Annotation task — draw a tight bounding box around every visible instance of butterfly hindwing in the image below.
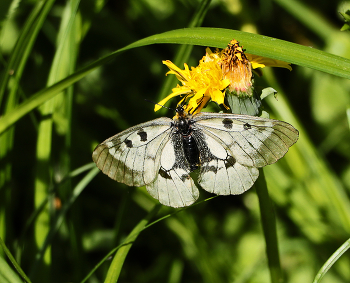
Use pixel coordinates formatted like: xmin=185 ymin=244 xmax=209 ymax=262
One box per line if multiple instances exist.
xmin=193 ymin=130 xmax=259 ymax=195
xmin=92 ymin=117 xmax=173 ymax=187
xmin=146 ymin=131 xmax=199 ymax=207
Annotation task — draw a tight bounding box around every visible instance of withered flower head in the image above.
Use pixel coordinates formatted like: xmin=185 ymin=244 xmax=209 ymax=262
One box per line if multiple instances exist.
xmin=221 ymin=39 xmax=253 ymax=97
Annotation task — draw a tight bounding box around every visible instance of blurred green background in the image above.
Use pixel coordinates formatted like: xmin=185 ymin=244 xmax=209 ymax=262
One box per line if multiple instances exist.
xmin=1 ymin=0 xmax=350 ymax=282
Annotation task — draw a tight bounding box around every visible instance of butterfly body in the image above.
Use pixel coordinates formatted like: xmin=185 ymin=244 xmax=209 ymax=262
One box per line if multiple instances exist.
xmin=93 ymin=107 xmax=299 ymax=208
xmin=173 ymin=107 xmax=200 ymax=172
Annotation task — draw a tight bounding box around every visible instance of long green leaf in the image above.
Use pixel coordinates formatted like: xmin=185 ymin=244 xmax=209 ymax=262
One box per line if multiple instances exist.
xmin=103 ymin=204 xmax=161 ymax=283
xmin=0 ymin=0 xmax=56 ymax=106
xmin=0 ymin=0 xmax=56 ymax=258
xmin=31 ymin=0 xmax=81 ymax=280
xmin=313 ymin=238 xmax=350 ymax=283
xmin=0 ymin=256 xmax=22 ymax=283
xmin=29 ymin=167 xmax=100 ymax=278
xmin=0 ymin=236 xmax=32 ymax=283
xmin=1 ymin=27 xmax=350 ymax=134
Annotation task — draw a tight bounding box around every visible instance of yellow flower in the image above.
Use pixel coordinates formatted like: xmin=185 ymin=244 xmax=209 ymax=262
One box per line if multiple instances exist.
xmin=155 ymin=55 xmax=230 ymax=114
xmin=156 ymin=39 xmax=291 ymax=114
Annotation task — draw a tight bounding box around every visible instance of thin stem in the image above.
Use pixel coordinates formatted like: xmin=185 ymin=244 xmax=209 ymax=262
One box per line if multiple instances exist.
xmin=313 ymin=238 xmax=350 ymax=283
xmin=103 ymin=204 xmax=162 ymax=283
xmin=0 ymin=236 xmax=32 ymax=283
xmin=255 ymin=169 xmax=283 ymax=283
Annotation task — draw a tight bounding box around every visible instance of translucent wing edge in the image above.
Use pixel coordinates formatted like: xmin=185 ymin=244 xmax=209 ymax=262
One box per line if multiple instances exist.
xmin=92 ymin=117 xmax=173 ymax=186
xmin=193 ymin=114 xmax=298 ymax=167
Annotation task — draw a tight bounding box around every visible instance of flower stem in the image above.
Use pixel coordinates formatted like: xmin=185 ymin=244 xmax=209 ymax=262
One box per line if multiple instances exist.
xmin=255 ymin=169 xmax=283 ymax=283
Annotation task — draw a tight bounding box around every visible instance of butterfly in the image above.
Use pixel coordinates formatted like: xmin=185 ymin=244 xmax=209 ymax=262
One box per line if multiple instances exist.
xmin=92 ymin=106 xmax=299 ymax=208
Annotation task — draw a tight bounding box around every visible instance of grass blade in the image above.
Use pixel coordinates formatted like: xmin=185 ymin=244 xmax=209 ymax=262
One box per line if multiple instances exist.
xmin=29 ymin=167 xmax=100 ymax=278
xmin=312 ymin=238 xmax=350 ymax=283
xmin=0 ymin=0 xmax=56 ymax=259
xmin=0 ymin=236 xmax=32 ymax=283
xmin=0 ymin=256 xmax=22 ymax=283
xmin=1 ymin=27 xmax=350 ymax=134
xmin=0 ymin=0 xmax=55 ymax=105
xmin=103 ymin=204 xmax=161 ymax=283
xmin=32 ymin=1 xmax=80 ymax=279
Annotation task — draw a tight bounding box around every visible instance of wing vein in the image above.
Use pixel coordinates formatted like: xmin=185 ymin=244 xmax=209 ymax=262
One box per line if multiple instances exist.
xmin=249 ymin=129 xmax=280 ymax=160
xmin=171 ymin=170 xmax=185 ymax=206
xmin=233 ymin=131 xmax=268 ymax=165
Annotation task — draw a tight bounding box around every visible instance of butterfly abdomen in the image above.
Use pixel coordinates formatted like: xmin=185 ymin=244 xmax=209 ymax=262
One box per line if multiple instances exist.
xmin=175 ymin=115 xmax=200 ymax=172
xmin=182 ymin=134 xmax=199 ymax=172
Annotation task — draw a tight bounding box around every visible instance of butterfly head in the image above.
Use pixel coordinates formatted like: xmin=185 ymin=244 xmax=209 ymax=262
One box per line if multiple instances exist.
xmin=173 ymin=106 xmax=193 ymax=135
xmin=175 ymin=105 xmax=185 ymax=115
xmin=174 ymin=105 xmax=192 ymax=119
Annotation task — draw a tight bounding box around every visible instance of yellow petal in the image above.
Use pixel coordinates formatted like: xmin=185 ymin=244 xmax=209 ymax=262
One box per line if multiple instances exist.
xmin=250 ymin=62 xmax=266 ymax=69
xmin=155 ymin=87 xmax=191 ymax=111
xmin=210 ymin=89 xmax=229 ymax=109
xmin=163 ymin=60 xmax=190 ymax=82
xmin=186 ymin=92 xmax=211 ymax=114
xmin=181 ymin=89 xmax=206 ymax=111
xmin=205 ymin=47 xmax=213 ymax=55
xmin=246 ymin=53 xmax=292 ymax=71
xmin=221 ymin=78 xmax=231 ymax=89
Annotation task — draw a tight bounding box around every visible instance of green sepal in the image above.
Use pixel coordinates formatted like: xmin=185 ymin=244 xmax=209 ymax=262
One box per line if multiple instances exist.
xmin=260 ymin=87 xmax=277 ymax=100
xmin=226 ymin=89 xmax=262 ymax=116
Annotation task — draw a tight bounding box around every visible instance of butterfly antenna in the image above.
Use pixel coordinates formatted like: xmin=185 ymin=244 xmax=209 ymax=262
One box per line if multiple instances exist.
xmin=144 ymin=99 xmax=174 ymax=111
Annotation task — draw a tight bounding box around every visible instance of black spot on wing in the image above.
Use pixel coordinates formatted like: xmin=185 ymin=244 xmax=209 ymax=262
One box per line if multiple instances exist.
xmin=222 ymin=118 xmax=233 ymax=129
xmin=124 ymin=139 xmax=133 ymax=148
xmin=137 ymin=130 xmax=147 ymax=142
xmin=159 ymin=167 xmax=172 ymax=179
xmin=224 ymin=156 xmax=236 ymax=168
xmin=243 ymin=123 xmax=251 ymax=130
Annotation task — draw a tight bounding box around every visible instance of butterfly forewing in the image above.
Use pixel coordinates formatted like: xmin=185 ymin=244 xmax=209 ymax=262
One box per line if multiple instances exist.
xmin=190 ymin=112 xmax=298 ymax=196
xmin=92 ymin=117 xmax=172 ymax=187
xmin=193 ymin=112 xmax=299 ymax=168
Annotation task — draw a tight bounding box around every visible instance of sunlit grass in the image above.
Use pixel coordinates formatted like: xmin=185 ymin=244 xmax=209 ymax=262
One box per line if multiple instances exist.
xmin=1 ymin=0 xmax=350 ymax=282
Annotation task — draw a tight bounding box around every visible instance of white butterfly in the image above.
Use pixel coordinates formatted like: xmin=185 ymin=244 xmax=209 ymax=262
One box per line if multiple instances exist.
xmin=92 ymin=107 xmax=298 ymax=208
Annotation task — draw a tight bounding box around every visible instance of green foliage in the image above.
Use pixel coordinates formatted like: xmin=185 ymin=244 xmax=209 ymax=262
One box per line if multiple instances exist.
xmin=0 ymin=0 xmax=350 ymax=282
